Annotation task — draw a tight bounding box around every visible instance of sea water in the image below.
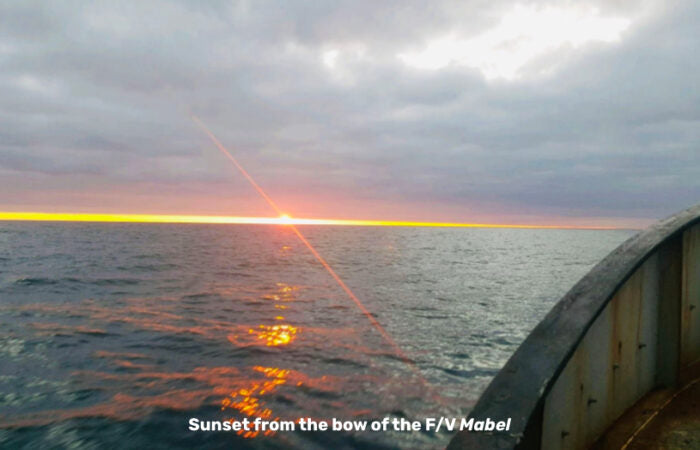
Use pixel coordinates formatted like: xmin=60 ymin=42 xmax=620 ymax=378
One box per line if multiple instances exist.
xmin=0 ymin=223 xmax=634 ymax=449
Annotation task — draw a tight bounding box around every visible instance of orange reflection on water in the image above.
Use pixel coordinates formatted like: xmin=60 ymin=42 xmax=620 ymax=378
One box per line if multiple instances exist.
xmin=227 ymin=281 xmax=302 ymax=347
xmin=221 ymin=366 xmax=291 ymax=438
xmin=228 ymin=323 xmax=299 ymax=347
xmin=28 ymin=322 xmax=108 ymax=337
xmin=262 ymin=282 xmax=298 ymax=303
xmin=220 ymin=280 xmax=304 ymax=438
xmin=256 ymin=324 xmax=298 ymax=346
xmin=1 ymin=279 xmax=348 ymax=439
xmin=11 ymin=298 xmax=237 ymax=340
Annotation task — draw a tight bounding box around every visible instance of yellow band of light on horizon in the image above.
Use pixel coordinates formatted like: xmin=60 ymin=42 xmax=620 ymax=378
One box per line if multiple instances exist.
xmin=0 ymin=211 xmax=621 ymax=230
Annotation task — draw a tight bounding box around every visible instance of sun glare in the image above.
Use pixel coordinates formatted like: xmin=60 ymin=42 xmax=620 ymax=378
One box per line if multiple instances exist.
xmin=398 ymin=5 xmax=632 ymax=80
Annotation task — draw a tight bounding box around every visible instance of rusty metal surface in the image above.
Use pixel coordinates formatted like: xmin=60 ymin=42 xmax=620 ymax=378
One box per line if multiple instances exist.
xmin=623 ymin=379 xmax=700 ymax=450
xmin=541 ymin=258 xmax=661 ymax=449
xmin=682 ymin=226 xmax=700 ymax=368
xmin=447 ymin=204 xmax=700 ymax=450
xmin=593 ymin=361 xmax=700 ymax=450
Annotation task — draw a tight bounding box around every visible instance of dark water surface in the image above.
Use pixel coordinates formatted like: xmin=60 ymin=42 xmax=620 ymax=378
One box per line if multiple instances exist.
xmin=0 ymin=223 xmax=634 ymax=449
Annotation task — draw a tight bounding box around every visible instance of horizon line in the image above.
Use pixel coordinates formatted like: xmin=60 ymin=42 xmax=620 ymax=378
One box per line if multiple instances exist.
xmin=0 ymin=211 xmax=629 ymax=230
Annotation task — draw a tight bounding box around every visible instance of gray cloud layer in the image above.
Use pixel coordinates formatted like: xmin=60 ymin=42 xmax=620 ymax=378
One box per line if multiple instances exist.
xmin=1 ymin=0 xmax=698 ymax=224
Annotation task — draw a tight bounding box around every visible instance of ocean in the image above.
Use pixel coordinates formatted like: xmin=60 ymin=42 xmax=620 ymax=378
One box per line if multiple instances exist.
xmin=0 ymin=222 xmax=634 ymax=449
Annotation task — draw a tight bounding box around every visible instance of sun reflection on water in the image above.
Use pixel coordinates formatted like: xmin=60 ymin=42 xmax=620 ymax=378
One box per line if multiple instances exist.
xmin=221 ymin=366 xmax=292 ymax=438
xmin=258 ymin=324 xmax=298 ymax=346
xmin=0 ymin=269 xmax=348 ymax=440
xmin=220 ymin=280 xmax=304 ymax=437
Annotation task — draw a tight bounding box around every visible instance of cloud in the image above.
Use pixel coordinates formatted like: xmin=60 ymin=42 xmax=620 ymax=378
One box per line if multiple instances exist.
xmin=397 ymin=4 xmax=633 ymax=79
xmin=0 ymin=0 xmax=697 ymax=224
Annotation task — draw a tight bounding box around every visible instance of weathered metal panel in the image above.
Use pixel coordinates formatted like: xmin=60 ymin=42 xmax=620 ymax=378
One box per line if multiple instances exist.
xmin=636 ymin=253 xmax=659 ymax=398
xmin=610 ymin=269 xmax=643 ymax=419
xmin=681 ymin=224 xmax=700 ymax=367
xmin=542 ymin=256 xmax=662 ymax=450
xmin=582 ymin=304 xmax=613 ymax=445
xmin=541 ymin=310 xmax=613 ymax=450
xmin=542 ymin=343 xmax=580 ymax=450
xmin=655 ymin=237 xmax=682 ymax=387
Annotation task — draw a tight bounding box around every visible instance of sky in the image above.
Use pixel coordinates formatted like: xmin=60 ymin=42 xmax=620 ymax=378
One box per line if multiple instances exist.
xmin=0 ymin=0 xmax=698 ymax=227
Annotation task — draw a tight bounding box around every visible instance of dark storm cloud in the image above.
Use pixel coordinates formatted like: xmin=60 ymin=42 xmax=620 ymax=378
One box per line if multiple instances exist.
xmin=0 ymin=0 xmax=697 ymax=221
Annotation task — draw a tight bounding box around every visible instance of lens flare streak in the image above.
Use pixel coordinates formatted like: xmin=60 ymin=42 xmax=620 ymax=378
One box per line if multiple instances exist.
xmin=191 ymin=116 xmax=417 ymax=368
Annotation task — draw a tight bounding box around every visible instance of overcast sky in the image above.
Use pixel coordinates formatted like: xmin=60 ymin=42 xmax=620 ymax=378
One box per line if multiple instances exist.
xmin=1 ymin=1 xmax=698 ymax=226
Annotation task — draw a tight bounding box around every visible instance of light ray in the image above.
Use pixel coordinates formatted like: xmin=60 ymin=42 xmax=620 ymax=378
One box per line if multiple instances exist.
xmin=288 ymin=224 xmax=412 ymax=363
xmin=191 ymin=116 xmax=422 ymax=373
xmin=192 ymin=116 xmax=284 ymax=216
